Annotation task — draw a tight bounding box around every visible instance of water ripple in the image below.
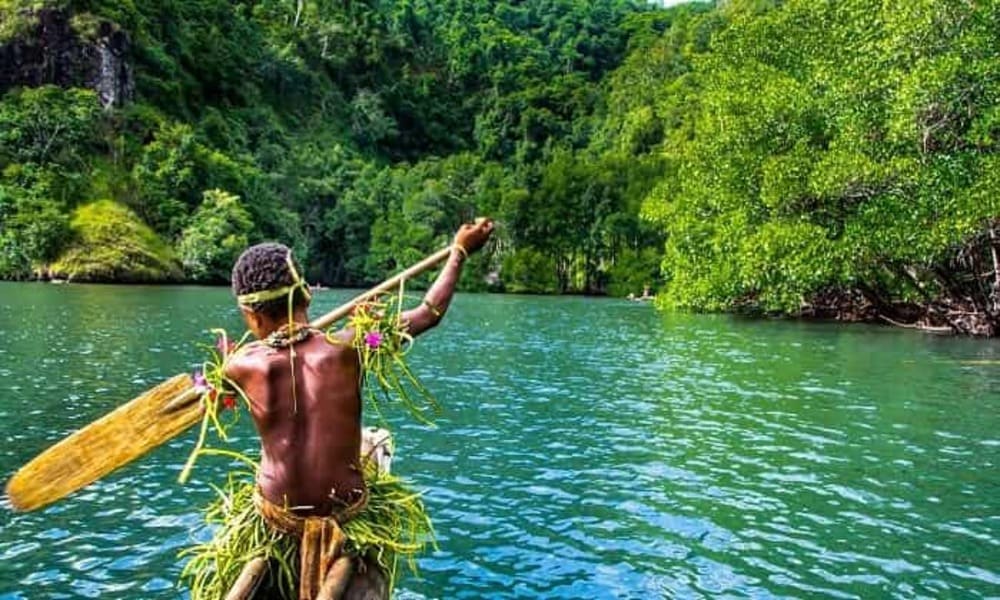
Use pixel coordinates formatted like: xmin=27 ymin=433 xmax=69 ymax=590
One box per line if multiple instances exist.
xmin=0 ymin=287 xmax=998 ymax=598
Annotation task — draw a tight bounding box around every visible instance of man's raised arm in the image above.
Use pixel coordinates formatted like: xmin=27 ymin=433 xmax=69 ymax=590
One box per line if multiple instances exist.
xmin=402 ymin=218 xmax=493 ymax=337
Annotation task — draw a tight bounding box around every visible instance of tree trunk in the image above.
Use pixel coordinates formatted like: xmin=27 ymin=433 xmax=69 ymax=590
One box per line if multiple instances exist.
xmin=989 ymin=223 xmax=1000 ymax=314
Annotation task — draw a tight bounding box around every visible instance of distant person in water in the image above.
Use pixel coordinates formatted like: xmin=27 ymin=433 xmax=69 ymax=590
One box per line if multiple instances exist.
xmin=188 ymin=219 xmax=493 ymax=599
xmin=628 ymin=285 xmax=654 ymax=302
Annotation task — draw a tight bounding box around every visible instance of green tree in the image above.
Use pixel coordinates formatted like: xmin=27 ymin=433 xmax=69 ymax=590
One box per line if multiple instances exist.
xmin=178 ymin=189 xmax=254 ymax=282
xmin=0 ymin=86 xmax=100 ymax=166
xmin=501 ymin=248 xmax=559 ymax=294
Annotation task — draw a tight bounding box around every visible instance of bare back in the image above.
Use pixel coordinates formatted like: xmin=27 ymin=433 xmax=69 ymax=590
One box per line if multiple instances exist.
xmin=226 ymin=331 xmax=364 ymax=516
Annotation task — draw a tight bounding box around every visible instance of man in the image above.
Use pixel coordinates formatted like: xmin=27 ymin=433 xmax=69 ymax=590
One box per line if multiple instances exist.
xmin=191 ymin=219 xmax=492 ymax=599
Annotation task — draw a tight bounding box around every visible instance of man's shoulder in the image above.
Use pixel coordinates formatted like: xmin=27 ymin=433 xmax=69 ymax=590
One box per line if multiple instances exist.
xmin=227 ymin=335 xmax=355 ymax=372
xmin=225 ymin=343 xmax=280 ymax=378
xmin=304 ymin=333 xmax=357 ymax=364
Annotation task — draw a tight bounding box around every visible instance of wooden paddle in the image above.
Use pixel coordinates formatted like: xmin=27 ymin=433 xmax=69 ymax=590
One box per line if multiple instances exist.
xmin=5 ymin=245 xmax=456 ymax=512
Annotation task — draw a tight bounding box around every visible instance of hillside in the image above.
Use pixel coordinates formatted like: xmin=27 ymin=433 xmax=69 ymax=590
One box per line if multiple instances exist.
xmin=0 ymin=0 xmax=670 ymax=293
xmin=1 ymin=0 xmax=998 ymax=335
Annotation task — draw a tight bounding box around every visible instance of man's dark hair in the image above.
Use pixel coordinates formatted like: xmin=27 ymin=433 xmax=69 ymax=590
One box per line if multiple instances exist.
xmin=231 ymin=242 xmax=309 ymax=318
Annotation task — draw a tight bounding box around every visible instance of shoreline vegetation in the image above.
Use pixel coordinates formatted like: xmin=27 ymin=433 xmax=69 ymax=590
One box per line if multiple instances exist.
xmin=0 ymin=1 xmax=997 ymax=336
xmin=3 ymin=276 xmax=982 ymax=338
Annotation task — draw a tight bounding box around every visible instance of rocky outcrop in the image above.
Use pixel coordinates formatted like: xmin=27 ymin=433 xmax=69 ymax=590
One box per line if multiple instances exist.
xmin=0 ymin=8 xmax=133 ymax=108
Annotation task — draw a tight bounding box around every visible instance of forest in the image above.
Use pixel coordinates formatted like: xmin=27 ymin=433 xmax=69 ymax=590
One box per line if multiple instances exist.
xmin=1 ymin=0 xmax=998 ymax=334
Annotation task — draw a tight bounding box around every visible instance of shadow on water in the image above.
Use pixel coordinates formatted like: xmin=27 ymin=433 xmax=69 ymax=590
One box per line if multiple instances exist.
xmin=1 ymin=284 xmax=998 ymax=598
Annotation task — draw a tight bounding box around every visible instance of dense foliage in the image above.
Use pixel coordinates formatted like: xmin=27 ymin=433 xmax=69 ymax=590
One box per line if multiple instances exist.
xmin=1 ymin=0 xmax=998 ymax=333
xmin=0 ymin=0 xmax=668 ymax=295
xmin=635 ymin=0 xmax=1000 ymax=334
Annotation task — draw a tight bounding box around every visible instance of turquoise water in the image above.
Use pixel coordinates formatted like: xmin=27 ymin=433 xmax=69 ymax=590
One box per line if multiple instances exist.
xmin=0 ymin=282 xmax=998 ymax=598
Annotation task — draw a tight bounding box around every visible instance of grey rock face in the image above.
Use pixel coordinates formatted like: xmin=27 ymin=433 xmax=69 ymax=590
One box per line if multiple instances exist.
xmin=0 ymin=8 xmax=133 ymax=109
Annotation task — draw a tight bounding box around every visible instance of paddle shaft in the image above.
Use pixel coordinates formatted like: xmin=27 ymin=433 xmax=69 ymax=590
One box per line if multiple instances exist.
xmin=310 ymin=245 xmax=454 ymax=330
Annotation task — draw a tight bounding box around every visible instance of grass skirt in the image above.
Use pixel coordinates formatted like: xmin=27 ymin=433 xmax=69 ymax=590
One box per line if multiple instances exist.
xmin=180 ymin=463 xmax=433 ymax=599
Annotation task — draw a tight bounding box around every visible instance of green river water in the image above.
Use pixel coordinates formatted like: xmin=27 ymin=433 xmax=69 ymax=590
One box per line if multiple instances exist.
xmin=0 ymin=282 xmax=998 ymax=599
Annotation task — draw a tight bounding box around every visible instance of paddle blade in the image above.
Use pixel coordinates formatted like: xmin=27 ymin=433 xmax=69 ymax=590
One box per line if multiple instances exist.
xmin=5 ymin=373 xmax=203 ymax=512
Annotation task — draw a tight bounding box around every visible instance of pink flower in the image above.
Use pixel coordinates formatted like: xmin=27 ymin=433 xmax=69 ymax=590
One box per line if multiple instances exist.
xmin=364 ymin=331 xmax=383 ymax=349
xmin=216 ymin=336 xmax=236 ymax=355
xmin=192 ymin=370 xmax=210 ymax=393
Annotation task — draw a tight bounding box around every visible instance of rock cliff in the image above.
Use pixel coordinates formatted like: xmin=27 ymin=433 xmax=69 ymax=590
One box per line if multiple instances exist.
xmin=0 ymin=8 xmax=132 ymax=108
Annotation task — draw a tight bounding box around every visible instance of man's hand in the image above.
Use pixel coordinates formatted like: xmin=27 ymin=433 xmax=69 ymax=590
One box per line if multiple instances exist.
xmin=402 ymin=217 xmax=494 ymax=337
xmin=454 ymin=218 xmax=494 ymax=255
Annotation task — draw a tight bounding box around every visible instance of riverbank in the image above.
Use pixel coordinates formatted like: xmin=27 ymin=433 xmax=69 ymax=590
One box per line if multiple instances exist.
xmin=799 ymin=287 xmax=998 ymax=338
xmin=6 ymin=276 xmax=998 ymax=338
